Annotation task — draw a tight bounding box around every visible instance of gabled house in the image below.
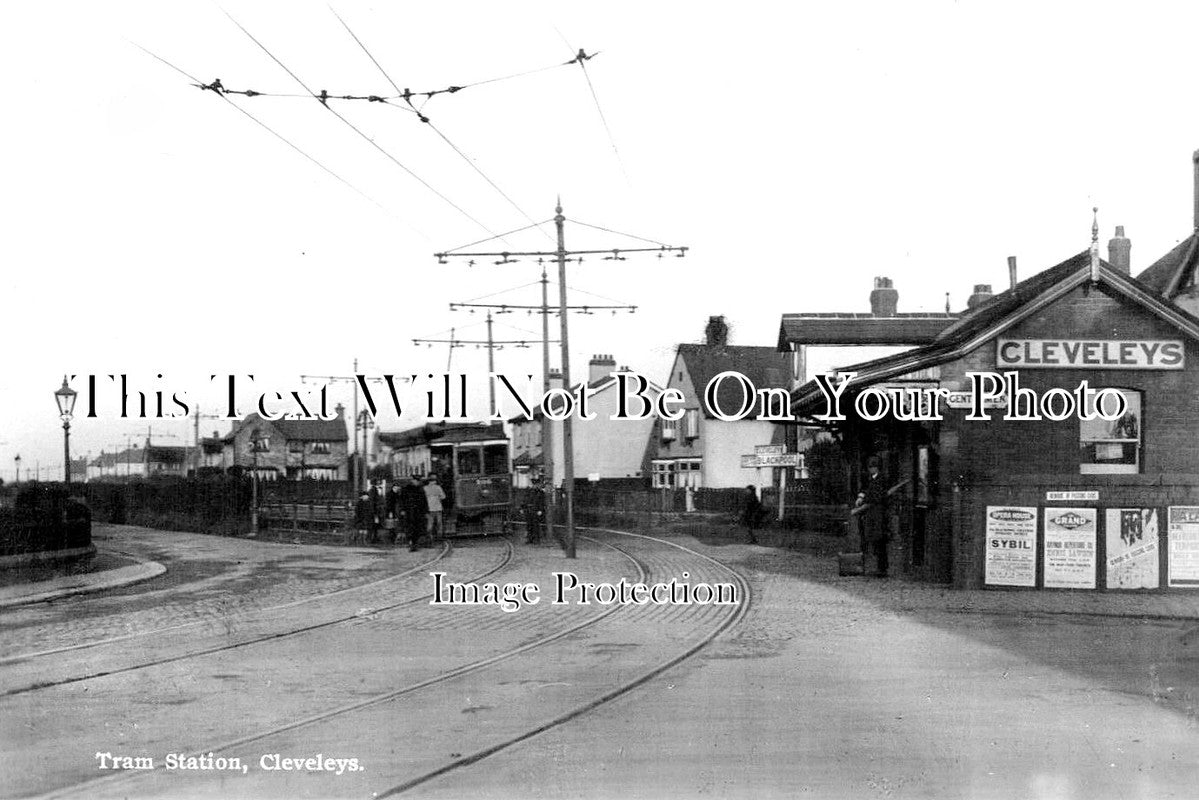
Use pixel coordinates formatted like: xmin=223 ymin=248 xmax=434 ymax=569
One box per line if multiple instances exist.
xmin=651 ymin=317 xmax=791 ymax=489
xmin=508 ymin=355 xmax=663 ymax=488
xmin=223 ymin=406 xmax=349 ymax=480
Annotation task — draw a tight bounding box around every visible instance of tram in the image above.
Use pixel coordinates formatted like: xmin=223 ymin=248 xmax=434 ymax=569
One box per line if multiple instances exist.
xmin=378 ymin=422 xmax=513 ymax=536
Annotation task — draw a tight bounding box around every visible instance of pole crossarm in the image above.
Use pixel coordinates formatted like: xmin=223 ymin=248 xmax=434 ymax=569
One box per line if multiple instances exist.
xmin=411 ymin=338 xmax=556 ymax=345
xmin=450 ymin=302 xmax=635 ymax=312
xmin=435 ymin=245 xmax=687 ymax=263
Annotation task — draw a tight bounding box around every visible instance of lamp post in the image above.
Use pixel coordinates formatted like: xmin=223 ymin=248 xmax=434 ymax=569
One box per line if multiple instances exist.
xmin=13 ymin=454 xmax=20 ymax=485
xmin=54 ymin=376 xmax=77 ymax=486
xmin=248 ymin=428 xmax=264 ymax=536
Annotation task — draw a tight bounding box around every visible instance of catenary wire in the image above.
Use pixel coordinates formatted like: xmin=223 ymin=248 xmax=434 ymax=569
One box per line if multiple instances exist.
xmin=222 ymin=8 xmax=499 ymax=239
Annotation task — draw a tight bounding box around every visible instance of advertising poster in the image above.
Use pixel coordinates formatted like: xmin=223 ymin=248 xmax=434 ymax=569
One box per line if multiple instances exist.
xmin=985 ymin=506 xmax=1037 ymax=587
xmin=1043 ymin=508 xmax=1097 ymax=589
xmin=1105 ymin=509 xmax=1160 ymax=589
xmin=1168 ymin=507 xmax=1199 ymax=588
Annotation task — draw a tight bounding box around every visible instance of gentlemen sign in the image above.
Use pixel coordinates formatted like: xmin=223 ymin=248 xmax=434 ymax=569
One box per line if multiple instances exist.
xmin=996 ymin=339 xmax=1184 ymax=369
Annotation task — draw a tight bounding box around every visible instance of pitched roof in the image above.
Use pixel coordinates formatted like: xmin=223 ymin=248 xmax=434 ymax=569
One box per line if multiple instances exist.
xmin=146 ymin=445 xmax=187 ymax=464
xmin=790 ymin=251 xmax=1199 ymax=416
xmin=225 ymin=413 xmax=348 ymax=443
xmin=676 ymin=343 xmax=790 ymax=419
xmin=777 ymin=312 xmax=959 ymax=348
xmin=1136 ymin=233 xmax=1199 ymax=297
xmin=378 ymin=421 xmax=507 ymax=450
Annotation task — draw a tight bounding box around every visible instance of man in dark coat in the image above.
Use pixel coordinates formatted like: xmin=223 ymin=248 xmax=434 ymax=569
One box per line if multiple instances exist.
xmin=741 ymin=485 xmax=764 ymax=544
xmin=525 ymin=480 xmax=547 ymax=545
xmin=400 ymin=478 xmax=428 ymax=551
xmin=385 ymin=484 xmax=402 ymax=545
xmin=353 ymin=491 xmax=373 ymax=546
xmin=856 ymin=456 xmax=890 ymax=576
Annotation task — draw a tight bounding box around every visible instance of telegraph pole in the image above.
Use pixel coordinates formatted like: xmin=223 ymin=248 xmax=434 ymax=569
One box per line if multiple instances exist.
xmin=435 ymin=201 xmax=687 ymax=558
xmin=448 ymin=286 xmax=630 ymax=502
xmin=301 ymin=361 xmax=396 ymax=492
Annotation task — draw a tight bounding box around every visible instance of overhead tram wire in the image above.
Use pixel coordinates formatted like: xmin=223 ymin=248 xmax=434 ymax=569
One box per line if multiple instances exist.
xmin=130 ymin=42 xmax=414 ymax=234
xmin=327 ymin=6 xmax=553 ymax=241
xmin=222 ymin=8 xmax=500 ymax=241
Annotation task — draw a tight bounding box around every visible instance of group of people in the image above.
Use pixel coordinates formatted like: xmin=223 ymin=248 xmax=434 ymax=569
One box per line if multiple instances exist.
xmin=355 ymin=476 xmax=446 ymax=552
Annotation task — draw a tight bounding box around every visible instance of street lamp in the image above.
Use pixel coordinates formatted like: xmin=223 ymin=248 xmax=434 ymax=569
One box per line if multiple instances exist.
xmin=54 ymin=376 xmax=77 ymax=486
xmin=13 ymin=453 xmax=20 ymax=484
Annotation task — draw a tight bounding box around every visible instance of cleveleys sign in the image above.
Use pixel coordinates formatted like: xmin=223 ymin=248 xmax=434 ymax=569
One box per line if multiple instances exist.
xmin=996 ymin=339 xmax=1184 ymax=370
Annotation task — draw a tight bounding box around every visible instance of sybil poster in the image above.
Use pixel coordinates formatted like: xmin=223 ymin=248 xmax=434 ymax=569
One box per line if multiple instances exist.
xmin=1105 ymin=508 xmax=1160 ymax=590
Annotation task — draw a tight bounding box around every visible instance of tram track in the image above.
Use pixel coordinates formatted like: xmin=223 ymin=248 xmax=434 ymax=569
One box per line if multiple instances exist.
xmin=32 ymin=533 xmax=644 ymax=800
xmin=27 ymin=527 xmax=749 ymax=800
xmin=0 ymin=541 xmax=454 ymax=667
xmin=0 ymin=540 xmax=514 ymax=699
xmin=379 ymin=525 xmax=751 ymax=797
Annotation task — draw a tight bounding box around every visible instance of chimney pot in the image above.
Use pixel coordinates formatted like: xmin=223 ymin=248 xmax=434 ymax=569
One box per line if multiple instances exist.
xmin=967 ymin=284 xmax=994 ymax=310
xmin=1007 ymin=256 xmax=1018 ymax=290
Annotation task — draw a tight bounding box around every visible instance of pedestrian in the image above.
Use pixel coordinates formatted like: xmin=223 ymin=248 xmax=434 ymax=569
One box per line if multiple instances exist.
xmin=424 ymin=476 xmax=447 ymax=542
xmin=401 ymin=477 xmax=428 ymax=551
xmin=353 ymin=491 xmax=373 ymax=546
xmin=384 ymin=483 xmax=402 ymax=545
xmin=855 ymin=456 xmax=890 ymax=577
xmin=367 ymin=482 xmax=382 ymax=544
xmin=741 ymin=484 xmax=764 ymax=544
xmin=525 ymin=481 xmax=546 ymax=544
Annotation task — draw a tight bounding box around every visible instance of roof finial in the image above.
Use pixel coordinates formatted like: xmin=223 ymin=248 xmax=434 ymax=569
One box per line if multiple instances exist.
xmin=1090 ymin=207 xmax=1101 ymax=282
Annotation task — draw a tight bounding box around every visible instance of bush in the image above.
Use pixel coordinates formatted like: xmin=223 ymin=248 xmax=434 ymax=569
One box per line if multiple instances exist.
xmin=0 ymin=484 xmax=92 ymax=556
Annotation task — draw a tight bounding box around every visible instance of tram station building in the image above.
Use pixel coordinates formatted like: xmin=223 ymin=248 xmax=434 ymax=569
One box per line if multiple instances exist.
xmin=786 ymin=226 xmax=1199 ymax=591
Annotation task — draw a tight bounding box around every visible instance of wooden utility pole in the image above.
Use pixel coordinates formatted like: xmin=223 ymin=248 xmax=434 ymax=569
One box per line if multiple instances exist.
xmin=435 ymin=201 xmax=687 ymax=558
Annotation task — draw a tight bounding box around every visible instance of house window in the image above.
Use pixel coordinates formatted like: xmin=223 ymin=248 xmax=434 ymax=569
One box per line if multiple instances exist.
xmin=661 ymin=418 xmax=678 ymax=443
xmin=652 ymin=460 xmax=674 ymax=489
xmin=683 ymin=409 xmax=700 ymax=440
xmin=1080 ymin=389 xmax=1141 ymax=474
xmin=250 ymin=436 xmax=270 ymax=453
xmin=311 ymin=442 xmax=331 ymax=455
xmin=288 ymin=441 xmax=304 ymax=454
xmin=677 ymin=459 xmax=702 ymax=488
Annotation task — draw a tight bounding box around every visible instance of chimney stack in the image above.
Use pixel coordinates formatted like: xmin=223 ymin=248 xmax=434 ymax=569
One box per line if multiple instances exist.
xmin=869 ymin=277 xmax=898 ymax=316
xmin=1007 ymin=256 xmax=1018 ymax=290
xmin=334 ymin=403 xmax=345 ymax=419
xmin=967 ymin=284 xmax=994 ymax=310
xmin=1107 ymin=226 xmax=1131 ymax=274
xmin=704 ymin=316 xmax=729 ymax=347
xmin=588 ymin=354 xmax=616 ymax=384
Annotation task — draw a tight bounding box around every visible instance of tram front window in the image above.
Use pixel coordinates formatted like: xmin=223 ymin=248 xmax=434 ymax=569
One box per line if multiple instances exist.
xmin=484 ymin=444 xmax=508 ymax=476
xmin=457 ymin=446 xmax=482 ymax=476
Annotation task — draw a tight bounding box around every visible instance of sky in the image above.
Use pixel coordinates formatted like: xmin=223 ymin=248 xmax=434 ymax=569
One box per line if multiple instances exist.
xmin=4 ymin=0 xmax=1199 ymax=480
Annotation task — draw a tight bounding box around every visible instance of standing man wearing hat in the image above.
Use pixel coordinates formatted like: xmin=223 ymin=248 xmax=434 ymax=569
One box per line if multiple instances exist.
xmin=401 ymin=477 xmax=428 ymax=551
xmin=424 ymin=476 xmax=447 ymax=543
xmin=855 ymin=456 xmax=890 ymax=577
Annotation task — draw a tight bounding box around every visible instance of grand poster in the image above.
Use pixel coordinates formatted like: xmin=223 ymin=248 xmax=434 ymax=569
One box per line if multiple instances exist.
xmin=1105 ymin=509 xmax=1160 ymax=589
xmin=985 ymin=506 xmax=1037 ymax=587
xmin=1043 ymin=508 xmax=1097 ymax=589
xmin=1167 ymin=507 xmax=1199 ymax=588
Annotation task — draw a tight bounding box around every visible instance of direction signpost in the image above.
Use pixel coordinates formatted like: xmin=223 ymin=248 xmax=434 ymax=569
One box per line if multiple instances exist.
xmin=741 ymin=445 xmax=806 ymax=520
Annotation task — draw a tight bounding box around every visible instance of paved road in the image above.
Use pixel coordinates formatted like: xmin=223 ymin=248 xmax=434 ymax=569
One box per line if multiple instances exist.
xmin=3 ymin=525 xmax=1197 ymax=799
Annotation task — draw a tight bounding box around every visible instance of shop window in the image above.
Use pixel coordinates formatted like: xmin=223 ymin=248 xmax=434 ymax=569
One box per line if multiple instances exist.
xmin=1080 ymin=389 xmax=1141 ymax=474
